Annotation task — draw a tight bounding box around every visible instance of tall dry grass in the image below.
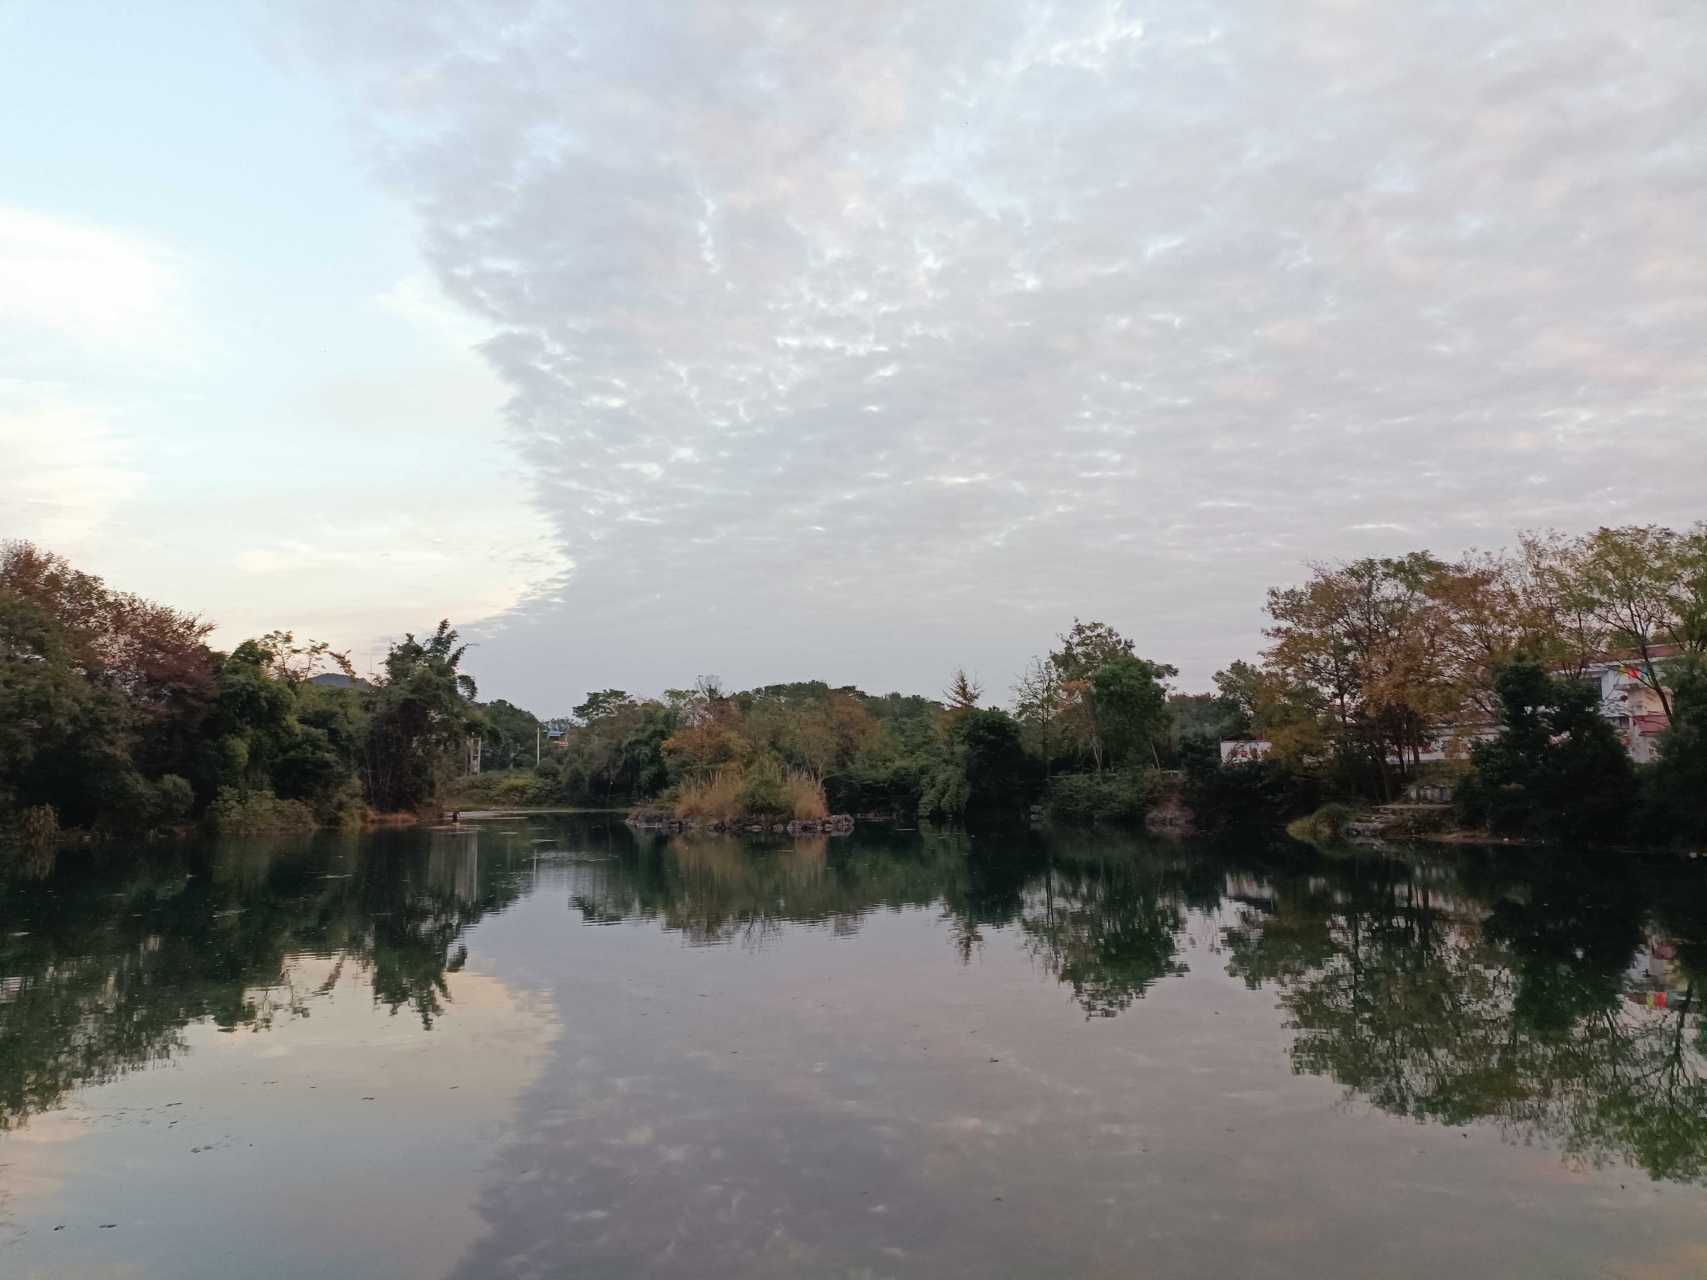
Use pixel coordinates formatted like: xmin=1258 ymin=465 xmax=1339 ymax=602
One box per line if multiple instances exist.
xmin=671 ymin=763 xmax=828 ymax=821
xmin=672 ymin=768 xmax=747 ymax=820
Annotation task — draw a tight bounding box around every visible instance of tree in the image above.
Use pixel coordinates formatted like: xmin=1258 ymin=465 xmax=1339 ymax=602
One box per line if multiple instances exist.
xmin=1644 ymin=658 xmax=1707 ymax=845
xmin=574 ymin=689 xmax=634 ymax=723
xmin=363 ymin=622 xmax=480 ymax=812
xmin=1166 ymin=691 xmax=1246 ymax=748
xmin=1013 ymin=656 xmax=1064 ymax=777
xmin=920 ymin=707 xmax=1030 ymax=821
xmin=944 ymin=668 xmax=983 ymax=715
xmin=476 ymin=699 xmax=543 ymax=771
xmin=1455 ymin=660 xmax=1634 ymax=841
xmin=1569 ymin=526 xmax=1690 ymax=720
xmin=0 ymin=593 xmax=98 ymax=819
xmin=1049 ymin=619 xmax=1151 ymax=772
xmin=1264 ymin=554 xmax=1464 ymax=795
xmin=1090 ymin=655 xmax=1171 ymax=769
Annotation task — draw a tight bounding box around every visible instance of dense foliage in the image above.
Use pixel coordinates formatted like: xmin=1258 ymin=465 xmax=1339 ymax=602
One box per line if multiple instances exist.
xmin=1229 ymin=525 xmax=1706 ymax=796
xmin=6 ymin=520 xmax=1706 ymax=845
xmin=1 ymin=542 xmax=483 ymax=835
xmin=1455 ymin=661 xmax=1634 ymax=841
xmin=1214 ymin=523 xmax=1706 ymax=841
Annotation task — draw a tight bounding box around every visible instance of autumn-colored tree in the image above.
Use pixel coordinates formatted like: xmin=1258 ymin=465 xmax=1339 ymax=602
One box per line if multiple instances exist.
xmin=1213 ymin=660 xmax=1329 ymax=765
xmin=944 ymin=668 xmax=983 ymax=715
xmin=1264 ymin=554 xmax=1461 ymax=791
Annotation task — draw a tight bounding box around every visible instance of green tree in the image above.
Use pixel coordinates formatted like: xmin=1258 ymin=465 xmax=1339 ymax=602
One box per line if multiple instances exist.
xmin=363 ymin=622 xmax=480 ymax=812
xmin=476 ymin=698 xmax=544 ymax=771
xmin=920 ymin=708 xmax=1030 ymax=821
xmin=1644 ymin=658 xmax=1707 ymax=845
xmin=1091 ymin=655 xmax=1172 ymax=769
xmin=1456 ymin=659 xmax=1634 ymax=841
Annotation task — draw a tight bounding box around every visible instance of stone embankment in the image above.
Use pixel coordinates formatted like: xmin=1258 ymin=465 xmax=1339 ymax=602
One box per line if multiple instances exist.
xmin=627 ymin=812 xmax=855 ymax=835
xmin=1346 ymin=802 xmax=1455 ymax=841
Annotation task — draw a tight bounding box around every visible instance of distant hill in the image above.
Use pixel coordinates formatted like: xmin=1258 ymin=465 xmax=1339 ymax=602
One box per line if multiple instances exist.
xmin=308 ymin=672 xmax=375 ymax=690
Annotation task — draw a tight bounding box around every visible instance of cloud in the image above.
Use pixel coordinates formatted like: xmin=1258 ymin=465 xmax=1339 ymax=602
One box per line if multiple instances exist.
xmin=289 ymin=0 xmax=1707 ymax=701
xmin=0 ymin=389 xmax=144 ymax=555
xmin=0 ymin=207 xmax=190 ymax=373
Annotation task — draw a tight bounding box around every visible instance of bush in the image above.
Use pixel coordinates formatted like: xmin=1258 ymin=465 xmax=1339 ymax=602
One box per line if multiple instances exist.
xmin=829 ymin=758 xmax=926 ymax=818
xmin=100 ymin=770 xmax=197 ymax=836
xmin=1047 ymin=770 xmax=1151 ymax=822
xmin=206 ymin=787 xmax=316 ymax=835
xmin=153 ymin=774 xmax=195 ymax=825
xmin=917 ymin=762 xmax=971 ymax=821
xmin=1179 ymin=739 xmax=1322 ymax=828
xmin=449 ymin=769 xmax=556 ymax=808
xmin=1286 ymin=802 xmax=1356 ymax=845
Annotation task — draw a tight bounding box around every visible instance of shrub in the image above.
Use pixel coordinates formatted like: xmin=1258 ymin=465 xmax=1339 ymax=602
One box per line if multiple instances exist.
xmin=1047 ymin=770 xmax=1150 ymax=822
xmin=1286 ymin=802 xmax=1356 ymax=845
xmin=917 ymin=763 xmax=971 ymax=821
xmin=448 ymin=769 xmax=555 ymax=809
xmin=153 ymin=774 xmax=195 ymax=825
xmin=1178 ymin=738 xmax=1322 ymax=829
xmin=206 ymin=787 xmax=316 ymax=835
xmin=100 ymin=770 xmax=197 ymax=836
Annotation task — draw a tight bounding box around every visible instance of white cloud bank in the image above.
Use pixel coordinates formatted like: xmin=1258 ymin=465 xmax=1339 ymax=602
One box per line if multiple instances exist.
xmin=26 ymin=1 xmax=1705 ymax=709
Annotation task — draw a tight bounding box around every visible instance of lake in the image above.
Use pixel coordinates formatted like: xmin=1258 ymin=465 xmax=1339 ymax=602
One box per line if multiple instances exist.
xmin=2 ymin=816 xmax=1704 ymax=1278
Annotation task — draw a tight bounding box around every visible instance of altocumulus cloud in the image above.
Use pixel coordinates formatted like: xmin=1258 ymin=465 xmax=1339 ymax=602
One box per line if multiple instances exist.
xmin=290 ymin=0 xmax=1707 ymax=704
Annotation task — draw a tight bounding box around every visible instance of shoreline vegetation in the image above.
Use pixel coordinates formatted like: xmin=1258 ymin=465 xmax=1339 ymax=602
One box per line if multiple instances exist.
xmin=4 ymin=521 xmax=1707 ymax=858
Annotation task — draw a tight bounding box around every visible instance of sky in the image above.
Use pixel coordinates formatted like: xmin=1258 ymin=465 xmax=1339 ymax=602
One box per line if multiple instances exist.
xmin=4 ymin=1 xmax=1705 ymax=712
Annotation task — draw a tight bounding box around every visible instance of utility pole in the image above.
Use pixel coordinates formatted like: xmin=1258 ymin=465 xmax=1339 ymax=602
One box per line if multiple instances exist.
xmin=536 ymin=725 xmax=541 ymax=766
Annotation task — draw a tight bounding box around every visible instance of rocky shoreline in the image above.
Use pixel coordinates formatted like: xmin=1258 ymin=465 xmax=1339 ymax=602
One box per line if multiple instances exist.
xmin=627 ymin=812 xmax=856 ymax=835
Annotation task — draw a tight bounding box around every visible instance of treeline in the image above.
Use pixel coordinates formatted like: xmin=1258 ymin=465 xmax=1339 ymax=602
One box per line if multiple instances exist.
xmin=433 ymin=522 xmax=1707 ymax=845
xmin=7 ymin=520 xmax=1705 ymax=846
xmin=1 ymin=541 xmax=483 ymax=838
xmin=458 ymin=618 xmax=1193 ymax=825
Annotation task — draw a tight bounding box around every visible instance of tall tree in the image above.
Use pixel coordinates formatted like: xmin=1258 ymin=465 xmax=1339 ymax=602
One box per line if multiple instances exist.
xmin=1013 ymin=656 xmax=1064 ymax=778
xmin=363 ymin=622 xmax=480 ymax=812
xmin=1090 ymin=655 xmax=1172 ymax=769
xmin=943 ymin=668 xmax=983 ymax=715
xmin=1570 ymin=525 xmax=1688 ymax=719
xmin=1049 ymin=619 xmax=1141 ymax=772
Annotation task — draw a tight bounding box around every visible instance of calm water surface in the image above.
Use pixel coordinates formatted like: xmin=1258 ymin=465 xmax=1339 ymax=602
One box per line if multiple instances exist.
xmin=2 ymin=817 xmax=1705 ymax=1278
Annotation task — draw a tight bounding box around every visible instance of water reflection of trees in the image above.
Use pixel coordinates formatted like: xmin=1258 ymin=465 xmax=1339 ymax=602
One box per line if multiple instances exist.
xmin=575 ymin=826 xmax=1203 ymax=1018
xmin=1223 ymin=850 xmax=1707 ymax=1183
xmin=573 ymin=823 xmax=1707 ymax=1180
xmin=1016 ymin=855 xmax=1186 ymax=1018
xmin=570 ymin=827 xmax=966 ymax=946
xmin=10 ymin=818 xmax=1705 ymax=1183
xmin=0 ymin=830 xmax=523 ymax=1130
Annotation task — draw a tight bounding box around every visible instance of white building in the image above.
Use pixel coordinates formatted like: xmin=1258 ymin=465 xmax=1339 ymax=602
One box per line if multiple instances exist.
xmin=1581 ymin=652 xmax=1678 ymax=765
